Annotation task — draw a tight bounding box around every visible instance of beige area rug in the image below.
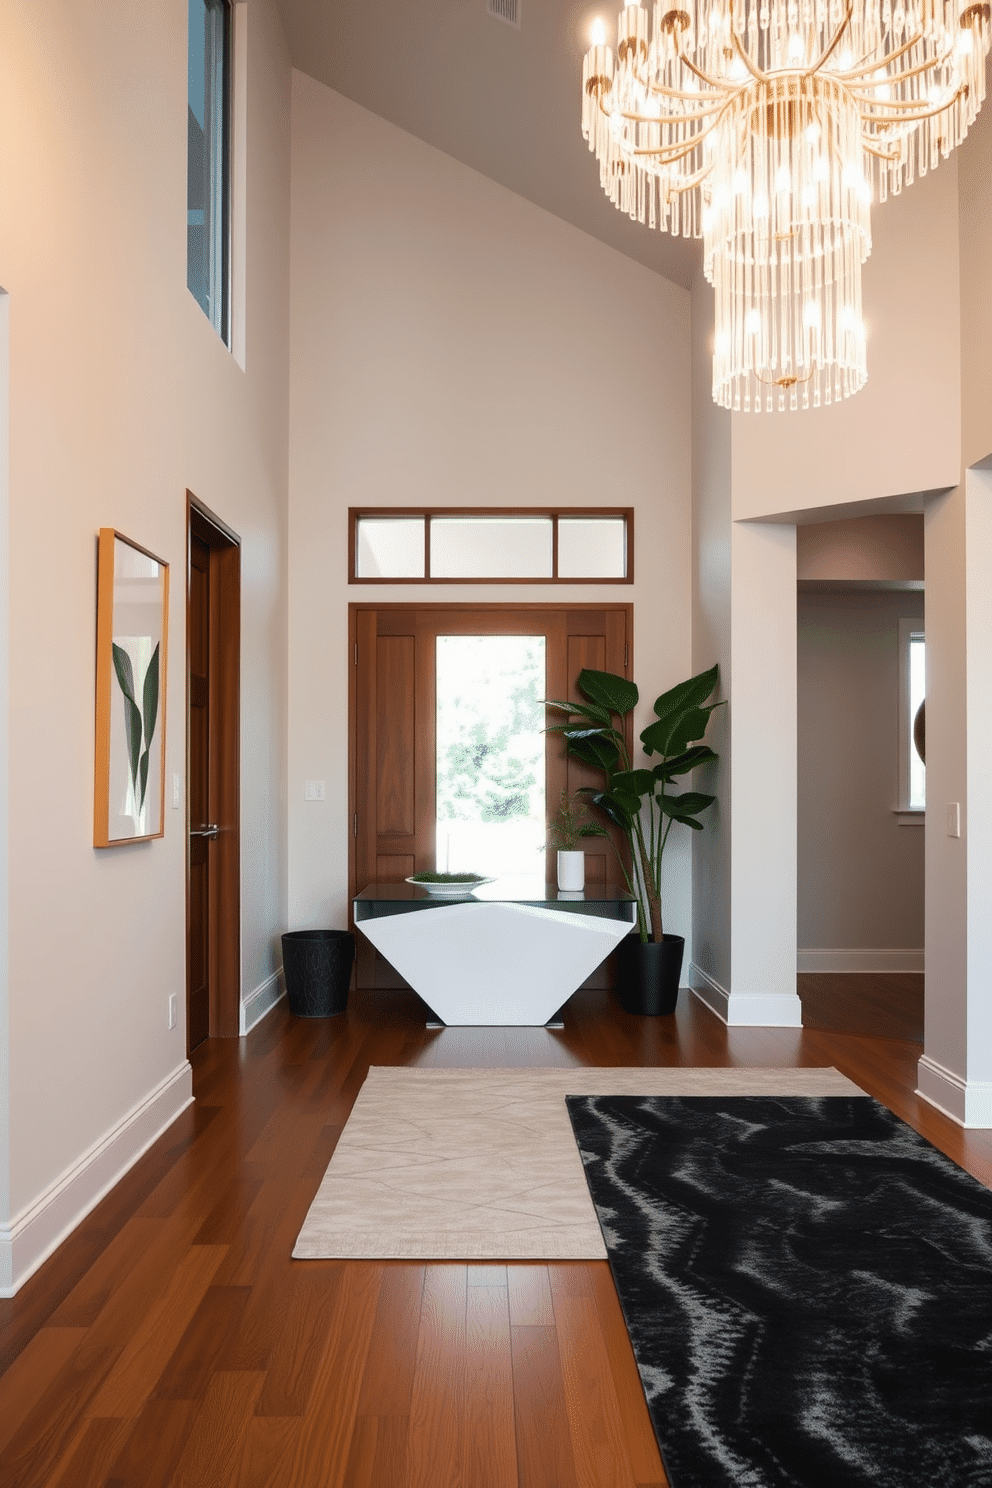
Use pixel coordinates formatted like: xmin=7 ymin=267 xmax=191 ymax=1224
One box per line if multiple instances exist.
xmin=293 ymin=1065 xmax=863 ymax=1261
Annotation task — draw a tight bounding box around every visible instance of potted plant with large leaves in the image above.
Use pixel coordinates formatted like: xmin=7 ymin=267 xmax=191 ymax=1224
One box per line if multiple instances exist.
xmin=545 ymin=664 xmax=724 ymax=1015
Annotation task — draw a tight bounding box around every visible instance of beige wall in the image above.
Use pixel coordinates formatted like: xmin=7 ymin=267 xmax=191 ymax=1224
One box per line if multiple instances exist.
xmin=287 ymin=75 xmax=694 ymax=950
xmin=0 ymin=0 xmax=291 ymax=1290
xmin=690 ymin=152 xmax=959 ymax=1023
xmin=797 ymin=516 xmax=924 ymax=583
xmin=959 ymin=79 xmax=992 ymax=471
xmin=730 ymin=164 xmax=961 ymax=523
xmin=916 ymin=91 xmax=992 ymax=1125
xmin=797 ymin=589 xmax=925 ymax=958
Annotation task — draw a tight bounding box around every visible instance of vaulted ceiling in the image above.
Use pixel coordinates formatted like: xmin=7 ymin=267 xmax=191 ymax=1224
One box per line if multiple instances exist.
xmin=271 ymin=0 xmax=701 ymax=289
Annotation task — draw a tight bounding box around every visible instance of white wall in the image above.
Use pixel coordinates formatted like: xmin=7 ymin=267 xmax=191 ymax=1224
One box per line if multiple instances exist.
xmin=287 ymin=76 xmax=694 ymax=947
xmin=690 ymin=274 xmax=732 ymax=993
xmin=0 ymin=0 xmax=291 ymax=1292
xmin=797 ymin=589 xmax=925 ymax=962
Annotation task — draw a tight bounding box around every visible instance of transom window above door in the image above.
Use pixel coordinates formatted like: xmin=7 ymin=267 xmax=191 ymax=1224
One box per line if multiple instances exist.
xmin=350 ymin=508 xmax=632 ymax=583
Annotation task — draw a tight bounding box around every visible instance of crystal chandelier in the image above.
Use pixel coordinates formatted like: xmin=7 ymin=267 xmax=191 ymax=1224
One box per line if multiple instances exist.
xmin=582 ymin=0 xmax=991 ymax=410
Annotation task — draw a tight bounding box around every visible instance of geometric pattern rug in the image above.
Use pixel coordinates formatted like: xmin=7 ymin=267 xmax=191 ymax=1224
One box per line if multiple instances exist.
xmin=292 ymin=1065 xmax=861 ymax=1260
xmin=566 ymin=1094 xmax=992 ymax=1488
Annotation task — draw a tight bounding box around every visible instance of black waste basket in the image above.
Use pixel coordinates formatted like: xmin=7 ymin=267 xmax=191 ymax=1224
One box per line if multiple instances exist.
xmin=281 ymin=929 xmax=355 ymax=1017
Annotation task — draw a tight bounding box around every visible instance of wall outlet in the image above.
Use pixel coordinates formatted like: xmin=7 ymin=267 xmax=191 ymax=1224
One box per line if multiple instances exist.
xmin=168 ymin=993 xmax=177 ymax=1030
xmin=305 ymin=780 xmax=326 ymax=802
xmin=947 ymin=802 xmax=961 ymax=838
xmin=173 ymin=773 xmax=181 ymax=809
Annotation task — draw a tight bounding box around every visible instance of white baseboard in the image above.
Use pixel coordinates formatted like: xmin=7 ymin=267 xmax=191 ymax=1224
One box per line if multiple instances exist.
xmin=689 ymin=964 xmax=803 ymax=1028
xmin=241 ymin=968 xmax=285 ymax=1036
xmin=916 ymin=1055 xmax=992 ymax=1129
xmin=690 ymin=965 xmax=732 ymax=1021
xmin=0 ymin=1062 xmax=193 ymax=1297
xmin=797 ymin=949 xmax=925 ymax=974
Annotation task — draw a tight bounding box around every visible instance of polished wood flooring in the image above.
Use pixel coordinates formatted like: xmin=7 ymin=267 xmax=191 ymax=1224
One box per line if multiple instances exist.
xmin=2 ymin=983 xmax=991 ymax=1488
xmin=798 ymin=971 xmax=925 ymax=1043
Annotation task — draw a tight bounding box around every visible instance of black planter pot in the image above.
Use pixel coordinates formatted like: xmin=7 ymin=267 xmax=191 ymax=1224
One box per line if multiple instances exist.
xmin=616 ymin=933 xmax=685 ymax=1016
xmin=281 ymin=929 xmax=355 ymax=1018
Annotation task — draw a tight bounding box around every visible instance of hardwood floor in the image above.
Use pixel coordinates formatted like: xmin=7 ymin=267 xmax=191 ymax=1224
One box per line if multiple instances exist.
xmin=2 ymin=983 xmax=991 ymax=1488
xmin=798 ymin=971 xmax=925 ymax=1043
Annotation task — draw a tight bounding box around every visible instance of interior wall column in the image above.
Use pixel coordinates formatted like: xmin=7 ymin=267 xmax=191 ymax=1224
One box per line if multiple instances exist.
xmin=0 ymin=293 xmax=11 ymax=1292
xmin=692 ymin=517 xmax=802 ymax=1026
xmin=728 ymin=520 xmax=802 ymax=1025
xmin=919 ymin=469 xmax=992 ymax=1125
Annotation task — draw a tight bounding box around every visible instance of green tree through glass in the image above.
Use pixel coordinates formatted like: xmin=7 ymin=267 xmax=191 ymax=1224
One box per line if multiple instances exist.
xmin=435 ymin=636 xmax=546 ymax=876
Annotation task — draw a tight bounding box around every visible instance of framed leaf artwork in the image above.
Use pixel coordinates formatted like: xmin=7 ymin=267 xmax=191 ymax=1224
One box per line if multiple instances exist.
xmin=94 ymin=529 xmax=169 ymax=847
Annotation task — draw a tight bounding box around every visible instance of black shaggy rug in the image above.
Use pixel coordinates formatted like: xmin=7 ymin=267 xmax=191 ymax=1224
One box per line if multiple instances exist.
xmin=565 ymin=1095 xmax=992 ymax=1488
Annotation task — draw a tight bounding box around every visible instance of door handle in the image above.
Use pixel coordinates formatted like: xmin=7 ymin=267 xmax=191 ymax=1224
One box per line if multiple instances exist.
xmin=190 ymin=825 xmax=220 ymax=839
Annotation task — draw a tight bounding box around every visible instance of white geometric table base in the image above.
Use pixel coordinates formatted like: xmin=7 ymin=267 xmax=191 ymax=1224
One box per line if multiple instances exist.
xmin=356 ymin=901 xmax=633 ymax=1026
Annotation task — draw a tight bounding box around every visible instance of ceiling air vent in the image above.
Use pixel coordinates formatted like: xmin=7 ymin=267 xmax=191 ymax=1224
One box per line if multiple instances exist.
xmin=487 ymin=0 xmax=521 ymax=28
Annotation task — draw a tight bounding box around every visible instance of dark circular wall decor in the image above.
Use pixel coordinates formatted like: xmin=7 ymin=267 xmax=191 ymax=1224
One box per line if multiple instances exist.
xmin=913 ymin=699 xmax=926 ymax=764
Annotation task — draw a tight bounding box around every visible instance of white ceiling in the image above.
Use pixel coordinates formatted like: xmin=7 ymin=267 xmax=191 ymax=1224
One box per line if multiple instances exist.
xmin=271 ymin=0 xmax=701 ymax=290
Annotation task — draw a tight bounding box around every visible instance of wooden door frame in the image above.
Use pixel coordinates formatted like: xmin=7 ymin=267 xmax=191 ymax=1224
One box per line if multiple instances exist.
xmin=347 ymin=601 xmax=634 ymax=909
xmin=186 ymin=492 xmax=242 ymax=1044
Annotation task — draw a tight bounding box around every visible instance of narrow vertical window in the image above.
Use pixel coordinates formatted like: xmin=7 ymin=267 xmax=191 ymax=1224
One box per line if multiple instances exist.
xmin=897 ymin=617 xmax=925 ymax=818
xmin=187 ymin=0 xmax=231 ymax=342
xmin=908 ymin=631 xmax=925 ymax=810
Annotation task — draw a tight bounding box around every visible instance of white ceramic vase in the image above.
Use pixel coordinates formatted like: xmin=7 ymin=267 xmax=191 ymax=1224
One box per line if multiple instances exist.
xmin=556 ymin=850 xmax=585 ymax=892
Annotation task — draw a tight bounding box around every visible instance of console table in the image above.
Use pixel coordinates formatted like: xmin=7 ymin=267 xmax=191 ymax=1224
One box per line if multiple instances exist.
xmin=353 ymin=879 xmax=637 ymax=1027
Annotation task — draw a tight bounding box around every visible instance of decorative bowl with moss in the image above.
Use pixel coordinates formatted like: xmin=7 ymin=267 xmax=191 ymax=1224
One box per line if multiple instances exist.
xmin=405 ymin=872 xmax=493 ymax=896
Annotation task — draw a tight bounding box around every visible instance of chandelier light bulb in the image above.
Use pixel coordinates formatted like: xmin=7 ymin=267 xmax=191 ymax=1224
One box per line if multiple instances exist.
xmin=590 ymin=16 xmax=606 ymax=45
xmin=580 ymin=0 xmax=992 ymax=409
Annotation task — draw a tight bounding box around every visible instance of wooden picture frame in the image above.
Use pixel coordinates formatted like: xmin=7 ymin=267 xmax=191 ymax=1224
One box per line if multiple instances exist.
xmin=94 ymin=529 xmax=169 ymax=847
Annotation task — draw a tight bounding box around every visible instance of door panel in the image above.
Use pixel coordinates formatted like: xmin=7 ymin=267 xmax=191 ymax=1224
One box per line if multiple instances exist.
xmin=186 ymin=498 xmax=241 ymax=1048
xmin=375 ymin=634 xmax=417 ymax=836
xmin=351 ymin=604 xmax=631 ymax=993
xmin=187 ymin=537 xmax=211 ymax=1051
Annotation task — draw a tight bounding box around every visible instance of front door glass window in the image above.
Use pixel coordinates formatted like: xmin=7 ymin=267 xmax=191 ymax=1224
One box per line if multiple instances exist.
xmin=435 ymin=635 xmax=546 ymax=879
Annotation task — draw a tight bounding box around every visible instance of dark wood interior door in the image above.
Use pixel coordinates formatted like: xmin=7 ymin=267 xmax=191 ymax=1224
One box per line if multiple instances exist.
xmin=186 ymin=498 xmax=241 ymax=1050
xmin=188 ymin=534 xmax=211 ymax=1050
xmin=350 ymin=604 xmax=631 ymax=990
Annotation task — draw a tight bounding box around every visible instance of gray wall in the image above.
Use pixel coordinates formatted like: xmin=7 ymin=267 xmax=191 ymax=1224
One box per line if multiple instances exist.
xmin=798 ymin=588 xmax=925 ymax=957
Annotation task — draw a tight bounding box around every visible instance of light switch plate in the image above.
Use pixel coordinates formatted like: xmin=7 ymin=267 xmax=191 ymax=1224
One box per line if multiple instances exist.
xmin=305 ymin=780 xmax=326 ymax=802
xmin=947 ymin=802 xmax=961 ymax=838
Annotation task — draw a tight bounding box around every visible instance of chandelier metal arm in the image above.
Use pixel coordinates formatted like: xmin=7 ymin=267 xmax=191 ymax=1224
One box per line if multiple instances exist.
xmin=631 ymin=114 xmax=727 ymax=163
xmin=861 ymin=138 xmax=906 ymax=159
xmin=845 ymin=47 xmax=956 ymax=92
xmin=861 ymin=86 xmax=967 ymax=125
xmin=839 ymin=31 xmax=926 ymax=81
xmin=596 ymin=92 xmax=725 ymax=149
xmin=669 ymin=31 xmax=737 ymax=93
xmin=629 ymin=92 xmax=742 ymax=164
xmin=731 ymin=26 xmax=770 ymax=84
xmin=625 ymin=103 xmax=726 ymax=120
xmin=646 ymin=78 xmax=732 ymax=105
xmin=666 ymin=163 xmax=712 ymax=191
xmin=753 ymin=361 xmax=817 ymax=389
xmin=802 ymin=0 xmax=854 ymax=77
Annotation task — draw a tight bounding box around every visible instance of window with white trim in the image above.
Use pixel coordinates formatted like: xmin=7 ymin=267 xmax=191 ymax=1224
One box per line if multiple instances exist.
xmin=188 ymin=0 xmax=231 ymax=343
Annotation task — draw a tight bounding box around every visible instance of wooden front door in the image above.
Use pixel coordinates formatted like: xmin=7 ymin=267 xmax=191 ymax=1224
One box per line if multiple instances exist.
xmin=186 ymin=496 xmax=241 ymax=1049
xmin=350 ymin=604 xmax=632 ymax=989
